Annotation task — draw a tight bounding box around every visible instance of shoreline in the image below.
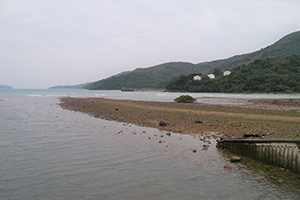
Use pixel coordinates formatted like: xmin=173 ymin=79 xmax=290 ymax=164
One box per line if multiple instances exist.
xmin=59 ymin=97 xmax=300 ymax=140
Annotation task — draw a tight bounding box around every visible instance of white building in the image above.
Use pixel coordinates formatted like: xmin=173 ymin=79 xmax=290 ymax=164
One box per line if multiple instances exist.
xmin=223 ymin=71 xmax=231 ymax=76
xmin=207 ymin=74 xmax=215 ymax=79
xmin=193 ymin=75 xmax=201 ymax=81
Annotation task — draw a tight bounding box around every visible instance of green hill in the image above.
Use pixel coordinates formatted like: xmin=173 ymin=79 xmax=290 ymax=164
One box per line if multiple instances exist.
xmin=85 ymin=31 xmax=300 ymax=90
xmin=195 ymin=31 xmax=300 ymax=74
xmin=166 ymin=54 xmax=300 ymax=93
xmin=85 ymin=62 xmax=199 ymax=90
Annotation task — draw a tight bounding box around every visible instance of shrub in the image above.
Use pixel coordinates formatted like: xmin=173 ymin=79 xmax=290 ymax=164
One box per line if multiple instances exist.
xmin=272 ymin=99 xmax=280 ymax=104
xmin=174 ymin=95 xmax=196 ymax=103
xmin=285 ymin=89 xmax=293 ymax=94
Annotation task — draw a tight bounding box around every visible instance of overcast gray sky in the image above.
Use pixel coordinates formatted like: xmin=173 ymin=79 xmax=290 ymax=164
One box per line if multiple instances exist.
xmin=1 ymin=0 xmax=299 ymax=89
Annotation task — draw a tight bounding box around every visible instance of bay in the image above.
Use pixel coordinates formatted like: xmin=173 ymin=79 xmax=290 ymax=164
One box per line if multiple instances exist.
xmin=0 ymin=89 xmax=299 ymax=199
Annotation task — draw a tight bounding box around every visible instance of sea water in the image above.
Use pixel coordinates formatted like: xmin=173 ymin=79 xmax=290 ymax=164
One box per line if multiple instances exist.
xmin=1 ymin=89 xmax=300 ymax=200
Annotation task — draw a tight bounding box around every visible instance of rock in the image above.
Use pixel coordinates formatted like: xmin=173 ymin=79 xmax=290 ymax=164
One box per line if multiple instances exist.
xmin=222 ymin=165 xmax=232 ymax=173
xmin=277 ymin=179 xmax=284 ymax=184
xmin=201 ymin=138 xmax=211 ymax=143
xmin=202 ymin=145 xmax=209 ymax=151
xmin=195 ymin=119 xmax=205 ymax=123
xmin=216 ymin=140 xmax=224 ymax=149
xmin=159 ymin=120 xmax=167 ymax=126
xmin=230 ymin=156 xmax=242 ymax=162
xmin=166 ymin=132 xmax=171 ymax=136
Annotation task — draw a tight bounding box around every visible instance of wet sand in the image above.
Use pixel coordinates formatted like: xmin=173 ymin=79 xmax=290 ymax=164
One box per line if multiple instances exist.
xmin=59 ymin=97 xmax=300 ymax=139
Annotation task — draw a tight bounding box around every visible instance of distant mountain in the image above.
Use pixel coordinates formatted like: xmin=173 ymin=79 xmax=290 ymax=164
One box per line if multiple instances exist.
xmin=85 ymin=62 xmax=199 ymax=90
xmin=85 ymin=30 xmax=300 ymax=90
xmin=49 ymin=82 xmax=91 ymax=89
xmin=0 ymin=85 xmax=14 ymax=89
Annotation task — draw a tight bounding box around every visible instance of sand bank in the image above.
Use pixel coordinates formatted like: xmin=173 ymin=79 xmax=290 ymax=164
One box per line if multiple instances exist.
xmin=59 ymin=97 xmax=300 ymax=139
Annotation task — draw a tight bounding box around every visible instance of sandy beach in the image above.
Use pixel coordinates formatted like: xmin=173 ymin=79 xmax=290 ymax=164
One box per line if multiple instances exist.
xmin=59 ymin=97 xmax=300 ymax=139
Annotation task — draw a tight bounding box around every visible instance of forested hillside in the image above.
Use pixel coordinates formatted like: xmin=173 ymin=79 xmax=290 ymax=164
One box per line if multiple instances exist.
xmin=85 ymin=31 xmax=300 ymax=90
xmin=195 ymin=31 xmax=300 ymax=74
xmin=166 ymin=55 xmax=300 ymax=93
xmin=85 ymin=62 xmax=198 ymax=90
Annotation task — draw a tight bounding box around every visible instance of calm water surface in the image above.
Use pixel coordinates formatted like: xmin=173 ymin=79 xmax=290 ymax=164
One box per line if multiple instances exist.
xmin=1 ymin=89 xmax=300 ymax=199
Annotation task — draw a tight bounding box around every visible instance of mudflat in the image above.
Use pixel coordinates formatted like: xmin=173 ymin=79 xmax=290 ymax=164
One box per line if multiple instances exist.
xmin=59 ymin=97 xmax=300 ymax=139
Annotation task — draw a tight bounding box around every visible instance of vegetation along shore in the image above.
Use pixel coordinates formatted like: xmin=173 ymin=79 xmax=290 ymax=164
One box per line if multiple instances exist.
xmin=60 ymin=97 xmax=300 ymax=140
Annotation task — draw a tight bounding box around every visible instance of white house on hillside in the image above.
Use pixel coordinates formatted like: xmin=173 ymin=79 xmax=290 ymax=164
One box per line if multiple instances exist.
xmin=193 ymin=75 xmax=201 ymax=81
xmin=207 ymin=74 xmax=215 ymax=79
xmin=223 ymin=71 xmax=231 ymax=76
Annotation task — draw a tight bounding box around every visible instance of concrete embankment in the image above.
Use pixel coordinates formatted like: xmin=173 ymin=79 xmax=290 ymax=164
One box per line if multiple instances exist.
xmin=220 ymin=139 xmax=300 ymax=173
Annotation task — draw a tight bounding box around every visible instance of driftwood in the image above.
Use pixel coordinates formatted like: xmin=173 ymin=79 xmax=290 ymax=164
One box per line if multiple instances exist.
xmin=244 ymin=132 xmax=275 ymax=138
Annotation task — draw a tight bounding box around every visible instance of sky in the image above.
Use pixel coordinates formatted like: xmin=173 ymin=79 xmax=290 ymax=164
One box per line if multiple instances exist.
xmin=0 ymin=0 xmax=299 ymax=89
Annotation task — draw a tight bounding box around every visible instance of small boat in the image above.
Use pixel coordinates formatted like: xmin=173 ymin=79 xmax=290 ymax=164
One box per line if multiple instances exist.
xmin=121 ymin=87 xmax=134 ymax=92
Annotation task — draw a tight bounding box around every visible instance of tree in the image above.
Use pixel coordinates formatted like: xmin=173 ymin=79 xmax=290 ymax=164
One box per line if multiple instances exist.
xmin=213 ymin=68 xmax=223 ymax=78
